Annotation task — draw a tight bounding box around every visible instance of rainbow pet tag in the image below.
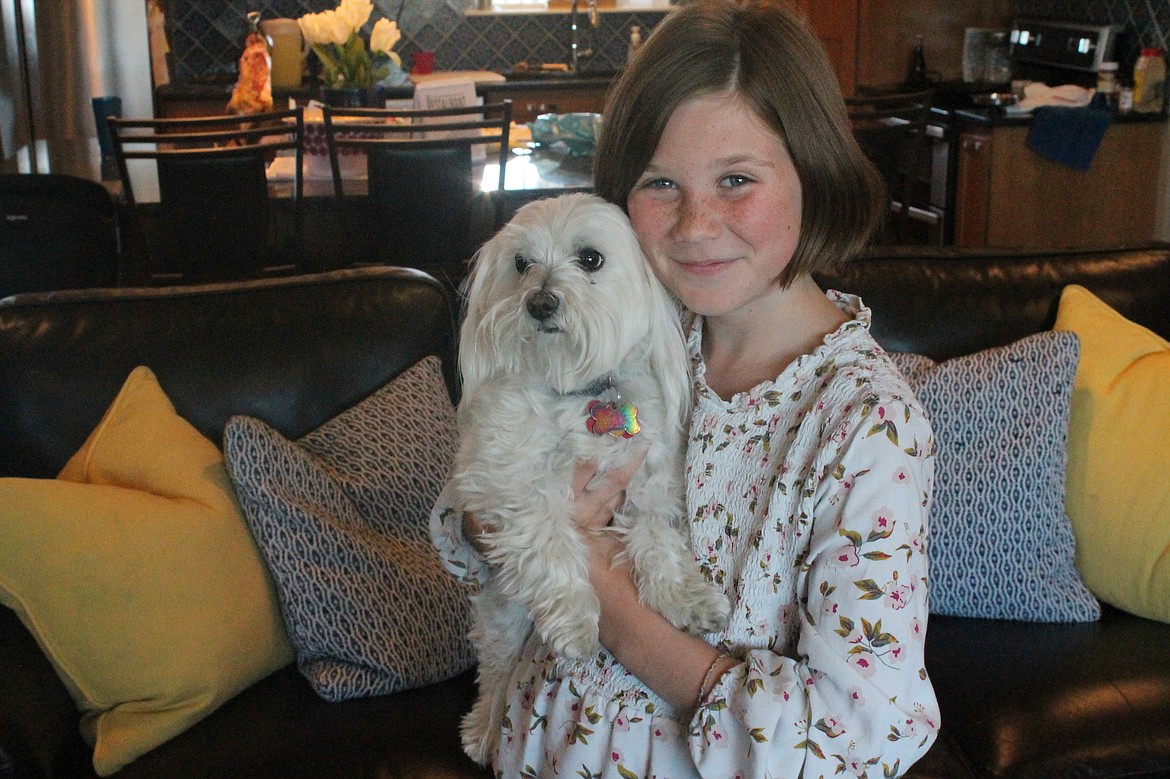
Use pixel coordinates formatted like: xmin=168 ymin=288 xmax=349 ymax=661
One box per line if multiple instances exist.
xmin=586 ymin=399 xmax=640 ymax=438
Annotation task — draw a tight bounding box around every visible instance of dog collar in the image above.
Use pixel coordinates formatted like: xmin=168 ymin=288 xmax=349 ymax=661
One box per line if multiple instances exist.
xmin=568 ymin=375 xmax=613 ymax=397
xmin=566 ymin=376 xmax=640 ymax=438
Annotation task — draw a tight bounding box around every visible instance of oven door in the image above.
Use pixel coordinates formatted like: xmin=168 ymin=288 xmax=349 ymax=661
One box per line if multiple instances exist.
xmin=891 ymin=121 xmax=948 ymax=245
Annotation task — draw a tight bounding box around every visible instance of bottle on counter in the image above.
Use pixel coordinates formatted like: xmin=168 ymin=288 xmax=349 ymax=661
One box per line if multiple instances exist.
xmin=906 ymin=35 xmax=928 ymax=88
xmin=1096 ymin=61 xmax=1120 ymax=112
xmin=1119 ymin=84 xmax=1135 ymax=113
xmin=628 ymin=25 xmax=642 ymax=63
xmin=1134 ymin=47 xmax=1167 ymax=113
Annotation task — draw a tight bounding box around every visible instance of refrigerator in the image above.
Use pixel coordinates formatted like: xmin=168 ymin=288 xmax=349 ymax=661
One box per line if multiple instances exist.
xmin=0 ymin=0 xmax=155 ymax=181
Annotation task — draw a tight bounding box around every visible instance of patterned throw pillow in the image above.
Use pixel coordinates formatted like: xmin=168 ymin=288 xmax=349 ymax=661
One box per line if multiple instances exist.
xmin=890 ymin=331 xmax=1101 ymax=623
xmin=223 ymin=356 xmax=476 ymax=702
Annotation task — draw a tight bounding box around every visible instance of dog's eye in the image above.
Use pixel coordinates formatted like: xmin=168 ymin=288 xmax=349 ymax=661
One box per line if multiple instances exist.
xmin=576 ymin=248 xmax=605 ymax=273
xmin=514 ymin=254 xmax=534 ymax=274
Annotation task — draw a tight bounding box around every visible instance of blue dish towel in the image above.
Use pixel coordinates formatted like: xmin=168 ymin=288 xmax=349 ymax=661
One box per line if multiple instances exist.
xmin=1026 ymin=103 xmax=1112 ymax=171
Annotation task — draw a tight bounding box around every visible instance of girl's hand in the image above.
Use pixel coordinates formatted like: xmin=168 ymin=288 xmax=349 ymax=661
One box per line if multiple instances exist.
xmin=461 ymin=511 xmax=489 ymax=556
xmin=569 ymin=452 xmax=644 ymax=531
xmin=461 ymin=449 xmax=647 ymax=558
xmin=571 ymin=449 xmax=647 ymax=568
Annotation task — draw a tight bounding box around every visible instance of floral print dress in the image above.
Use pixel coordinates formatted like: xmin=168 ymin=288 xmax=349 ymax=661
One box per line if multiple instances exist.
xmin=431 ymin=292 xmax=940 ymax=779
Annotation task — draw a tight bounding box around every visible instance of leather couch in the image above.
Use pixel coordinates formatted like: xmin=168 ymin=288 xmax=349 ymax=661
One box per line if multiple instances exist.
xmin=1 ymin=245 xmax=1168 ymax=779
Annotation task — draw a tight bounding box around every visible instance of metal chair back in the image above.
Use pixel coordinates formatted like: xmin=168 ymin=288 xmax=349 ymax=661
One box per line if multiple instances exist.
xmin=108 ymin=108 xmax=304 ymax=284
xmin=321 ymin=101 xmax=512 ymax=288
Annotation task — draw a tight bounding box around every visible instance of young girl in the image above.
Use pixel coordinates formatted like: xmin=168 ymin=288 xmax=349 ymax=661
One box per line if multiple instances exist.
xmin=431 ymin=1 xmax=940 ymax=775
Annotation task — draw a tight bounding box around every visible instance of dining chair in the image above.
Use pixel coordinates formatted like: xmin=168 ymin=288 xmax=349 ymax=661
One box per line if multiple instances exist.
xmin=0 ymin=173 xmax=120 ymax=296
xmin=845 ymin=90 xmax=934 ymax=244
xmin=108 ymin=107 xmax=305 ymax=285
xmin=321 ymin=100 xmax=512 ymax=290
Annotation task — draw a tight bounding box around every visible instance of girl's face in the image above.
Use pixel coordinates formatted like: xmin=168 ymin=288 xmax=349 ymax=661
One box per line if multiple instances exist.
xmin=626 ymin=91 xmax=803 ymax=322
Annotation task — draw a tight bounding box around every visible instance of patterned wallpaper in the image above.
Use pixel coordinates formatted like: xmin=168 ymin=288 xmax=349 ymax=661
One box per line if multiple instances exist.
xmin=164 ymin=0 xmax=666 ymax=82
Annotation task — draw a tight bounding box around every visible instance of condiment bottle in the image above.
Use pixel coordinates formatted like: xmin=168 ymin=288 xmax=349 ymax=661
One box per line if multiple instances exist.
xmin=1096 ymin=61 xmax=1120 ymax=111
xmin=906 ymin=35 xmax=928 ymax=88
xmin=1134 ymin=48 xmax=1167 ymax=113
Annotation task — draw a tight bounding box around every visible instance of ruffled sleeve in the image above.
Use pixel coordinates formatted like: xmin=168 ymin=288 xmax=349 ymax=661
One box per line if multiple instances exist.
xmin=688 ymin=396 xmax=939 ymax=778
xmin=429 ymin=481 xmax=491 ymax=587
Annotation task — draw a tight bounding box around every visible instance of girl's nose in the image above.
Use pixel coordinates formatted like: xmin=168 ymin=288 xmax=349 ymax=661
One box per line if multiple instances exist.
xmin=670 ymin=193 xmax=720 ymax=242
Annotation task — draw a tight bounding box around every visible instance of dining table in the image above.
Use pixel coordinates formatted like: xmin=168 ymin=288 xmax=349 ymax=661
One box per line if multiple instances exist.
xmin=259 ymin=123 xmax=596 ymax=277
xmin=264 ymin=122 xmax=595 ymax=200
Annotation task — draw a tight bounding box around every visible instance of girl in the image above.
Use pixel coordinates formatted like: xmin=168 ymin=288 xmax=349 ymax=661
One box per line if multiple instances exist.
xmin=432 ymin=1 xmax=940 ymax=775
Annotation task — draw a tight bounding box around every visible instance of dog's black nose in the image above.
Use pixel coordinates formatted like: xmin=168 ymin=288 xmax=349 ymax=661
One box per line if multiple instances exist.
xmin=525 ymin=290 xmax=559 ymax=322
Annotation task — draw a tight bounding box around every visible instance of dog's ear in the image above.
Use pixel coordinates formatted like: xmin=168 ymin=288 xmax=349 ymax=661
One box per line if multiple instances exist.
xmin=458 ymin=242 xmax=497 ymax=400
xmin=642 ymin=275 xmax=692 ymax=432
xmin=612 ymin=214 xmax=691 ymax=431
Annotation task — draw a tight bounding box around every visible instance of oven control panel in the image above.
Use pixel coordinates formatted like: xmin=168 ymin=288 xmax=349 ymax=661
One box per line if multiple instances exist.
xmin=1011 ymin=19 xmax=1119 ymax=72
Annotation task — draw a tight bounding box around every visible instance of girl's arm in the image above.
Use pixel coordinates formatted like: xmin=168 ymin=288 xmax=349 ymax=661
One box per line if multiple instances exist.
xmin=429 ymin=483 xmax=491 ymax=586
xmin=579 ymin=398 xmax=941 ymax=778
xmin=574 ymin=460 xmax=733 ymax=716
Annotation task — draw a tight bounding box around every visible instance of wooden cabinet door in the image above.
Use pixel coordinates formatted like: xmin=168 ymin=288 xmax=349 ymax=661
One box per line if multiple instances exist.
xmin=953 ymin=130 xmax=992 ymax=247
xmin=779 ymin=0 xmax=861 ymax=95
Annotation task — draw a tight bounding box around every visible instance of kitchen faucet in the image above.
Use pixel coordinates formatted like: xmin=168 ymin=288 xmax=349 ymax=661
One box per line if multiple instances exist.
xmin=569 ymin=0 xmax=599 ymax=73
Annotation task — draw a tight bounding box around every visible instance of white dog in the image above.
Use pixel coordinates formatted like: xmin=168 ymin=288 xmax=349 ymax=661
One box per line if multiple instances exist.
xmin=452 ymin=193 xmax=730 ymax=764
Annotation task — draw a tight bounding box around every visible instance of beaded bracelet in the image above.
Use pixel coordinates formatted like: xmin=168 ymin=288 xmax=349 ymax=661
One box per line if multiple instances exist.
xmin=696 ymin=652 xmax=732 ymax=710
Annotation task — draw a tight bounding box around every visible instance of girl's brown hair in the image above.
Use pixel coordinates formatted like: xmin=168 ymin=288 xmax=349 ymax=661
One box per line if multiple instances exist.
xmin=594 ymin=0 xmax=885 ymax=284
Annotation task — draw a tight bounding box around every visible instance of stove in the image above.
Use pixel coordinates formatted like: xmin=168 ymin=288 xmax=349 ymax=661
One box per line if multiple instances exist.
xmin=862 ymin=19 xmax=1125 ymax=245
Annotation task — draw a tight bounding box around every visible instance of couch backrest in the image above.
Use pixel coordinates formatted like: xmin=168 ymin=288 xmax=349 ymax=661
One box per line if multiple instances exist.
xmin=816 ymin=244 xmax=1170 ymax=361
xmin=4 ymin=245 xmax=1168 ymax=479
xmin=0 ymin=267 xmax=457 ymax=479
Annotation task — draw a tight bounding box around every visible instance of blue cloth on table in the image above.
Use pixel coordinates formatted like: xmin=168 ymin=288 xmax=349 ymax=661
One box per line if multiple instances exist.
xmin=1025 ymin=102 xmax=1112 ymax=171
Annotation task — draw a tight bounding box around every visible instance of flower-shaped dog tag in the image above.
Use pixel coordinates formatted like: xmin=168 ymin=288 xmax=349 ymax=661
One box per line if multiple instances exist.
xmin=586 ymin=400 xmax=640 ymax=438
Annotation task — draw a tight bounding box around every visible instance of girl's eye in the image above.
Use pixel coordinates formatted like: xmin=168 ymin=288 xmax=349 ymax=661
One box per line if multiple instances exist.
xmin=575 ymin=248 xmax=605 ymax=272
xmin=638 ymin=177 xmax=675 ymax=190
xmin=515 ymin=254 xmax=534 ymax=273
xmin=720 ymin=174 xmax=753 ymax=188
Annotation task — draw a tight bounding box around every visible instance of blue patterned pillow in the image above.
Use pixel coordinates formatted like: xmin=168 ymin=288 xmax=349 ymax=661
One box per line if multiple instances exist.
xmin=223 ymin=356 xmax=476 ymax=701
xmin=890 ymin=331 xmax=1100 ymax=622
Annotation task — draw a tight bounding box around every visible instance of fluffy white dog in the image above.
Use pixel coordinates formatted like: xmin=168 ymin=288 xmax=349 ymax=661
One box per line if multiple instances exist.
xmin=452 ymin=193 xmax=730 ymax=764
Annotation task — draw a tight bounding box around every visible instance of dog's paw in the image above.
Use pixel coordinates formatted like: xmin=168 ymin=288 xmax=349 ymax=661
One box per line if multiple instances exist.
xmin=548 ymin=622 xmax=600 ymax=660
xmin=461 ymin=709 xmax=497 ymax=766
xmin=685 ymin=584 xmax=732 ymax=634
xmin=652 ymin=577 xmax=730 ymax=635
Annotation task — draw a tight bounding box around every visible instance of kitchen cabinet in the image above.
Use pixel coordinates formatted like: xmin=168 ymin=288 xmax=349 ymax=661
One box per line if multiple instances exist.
xmin=786 ymin=0 xmax=861 ymax=94
xmin=953 ymin=121 xmax=1165 ymax=249
xmin=481 ymin=81 xmax=610 ymax=124
xmin=953 ymin=129 xmax=992 ymax=247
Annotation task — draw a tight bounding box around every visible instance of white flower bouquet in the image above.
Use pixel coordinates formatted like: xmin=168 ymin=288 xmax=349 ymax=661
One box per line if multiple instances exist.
xmin=298 ymin=0 xmax=402 ymax=89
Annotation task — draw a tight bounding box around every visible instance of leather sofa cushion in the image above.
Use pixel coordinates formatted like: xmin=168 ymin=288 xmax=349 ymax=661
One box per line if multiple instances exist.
xmin=818 ymin=244 xmax=1170 ymax=360
xmin=0 ymin=267 xmax=458 ymax=480
xmin=927 ymin=605 xmax=1170 ymax=778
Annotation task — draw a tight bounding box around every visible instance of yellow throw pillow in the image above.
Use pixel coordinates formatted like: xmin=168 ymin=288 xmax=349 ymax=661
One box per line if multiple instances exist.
xmin=1054 ymin=284 xmax=1170 ymax=623
xmin=0 ymin=366 xmax=294 ymax=776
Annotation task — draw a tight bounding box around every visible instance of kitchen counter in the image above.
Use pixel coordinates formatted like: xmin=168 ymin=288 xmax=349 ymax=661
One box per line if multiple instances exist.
xmin=949 ymin=104 xmax=1167 ymax=128
xmin=155 ymin=71 xmax=619 ymax=120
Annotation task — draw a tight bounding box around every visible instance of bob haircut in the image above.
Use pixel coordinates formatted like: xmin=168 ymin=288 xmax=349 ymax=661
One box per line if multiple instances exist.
xmin=594 ymin=0 xmax=885 ymax=285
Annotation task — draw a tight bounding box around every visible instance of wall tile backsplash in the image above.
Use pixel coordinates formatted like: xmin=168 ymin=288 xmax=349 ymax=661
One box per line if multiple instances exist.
xmin=164 ymin=0 xmax=665 ymax=83
xmin=165 ymin=0 xmax=1170 ymax=85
